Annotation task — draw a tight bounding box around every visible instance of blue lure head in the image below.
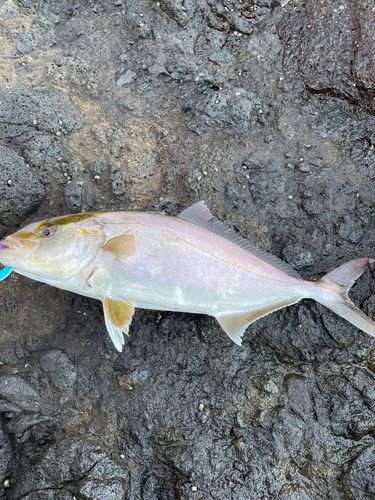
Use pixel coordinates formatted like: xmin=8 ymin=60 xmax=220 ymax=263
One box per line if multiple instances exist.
xmin=0 ymin=243 xmax=13 ymax=281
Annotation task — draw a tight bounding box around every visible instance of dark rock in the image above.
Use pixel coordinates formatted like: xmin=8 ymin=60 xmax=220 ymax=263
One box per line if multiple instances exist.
xmin=186 ymin=89 xmax=261 ymax=136
xmin=40 ymin=350 xmax=77 ymax=391
xmin=0 ymin=418 xmax=12 ymax=491
xmin=279 ymin=0 xmax=375 ymax=107
xmin=0 ymin=146 xmax=44 ymax=226
xmin=90 ymin=159 xmax=107 ymax=175
xmin=0 ymin=376 xmax=39 ymax=411
xmin=156 ymin=0 xmax=196 ymax=27
xmin=0 ymin=0 xmax=375 ymax=498
xmin=64 ymin=178 xmax=95 ymax=213
xmin=0 ymin=88 xmax=83 ymax=137
xmin=111 ymin=164 xmax=126 ymax=196
xmin=22 ymin=135 xmax=68 ymax=168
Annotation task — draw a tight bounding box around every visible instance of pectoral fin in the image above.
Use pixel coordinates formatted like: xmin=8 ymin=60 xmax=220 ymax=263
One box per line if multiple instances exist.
xmin=103 ymin=297 xmax=136 ymax=351
xmin=216 ymin=297 xmax=302 ymax=346
xmin=103 ymin=235 xmax=135 ymax=261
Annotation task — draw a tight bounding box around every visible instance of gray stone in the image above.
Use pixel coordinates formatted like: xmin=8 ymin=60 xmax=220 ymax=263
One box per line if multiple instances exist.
xmin=116 ymin=70 xmax=137 ymax=86
xmin=40 ymin=350 xmax=77 ymax=390
xmin=0 ymin=146 xmax=44 ymax=226
xmin=64 ymin=178 xmax=95 ymax=213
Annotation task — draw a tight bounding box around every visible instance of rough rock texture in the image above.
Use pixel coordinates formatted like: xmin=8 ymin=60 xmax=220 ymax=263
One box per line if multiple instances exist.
xmin=0 ymin=147 xmax=44 ymax=227
xmin=0 ymin=0 xmax=374 ymax=499
xmin=279 ymin=0 xmax=375 ymax=108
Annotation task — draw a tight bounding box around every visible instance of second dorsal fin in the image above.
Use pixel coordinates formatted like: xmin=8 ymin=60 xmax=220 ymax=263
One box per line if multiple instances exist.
xmin=178 ymin=201 xmax=303 ymax=280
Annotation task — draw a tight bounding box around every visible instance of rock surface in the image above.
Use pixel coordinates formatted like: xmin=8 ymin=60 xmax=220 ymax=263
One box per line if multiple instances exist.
xmin=0 ymin=0 xmax=374 ymax=499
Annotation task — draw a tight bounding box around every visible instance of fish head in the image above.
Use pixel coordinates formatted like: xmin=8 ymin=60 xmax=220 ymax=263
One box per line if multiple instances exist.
xmin=0 ymin=213 xmax=106 ymax=282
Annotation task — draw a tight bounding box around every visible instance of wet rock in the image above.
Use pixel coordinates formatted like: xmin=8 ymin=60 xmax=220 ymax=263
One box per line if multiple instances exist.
xmin=0 ymin=146 xmax=44 ymax=226
xmin=40 ymin=350 xmax=77 ymax=391
xmin=64 ymin=178 xmax=95 ymax=213
xmin=279 ymin=0 xmax=375 ymax=107
xmin=1 ymin=0 xmax=375 ymax=498
xmin=0 ymin=376 xmax=38 ymax=411
xmin=0 ymin=418 xmax=11 ymax=492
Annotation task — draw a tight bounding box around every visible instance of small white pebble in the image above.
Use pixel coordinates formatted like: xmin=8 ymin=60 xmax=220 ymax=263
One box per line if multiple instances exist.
xmin=56 ymin=131 xmax=61 ymax=137
xmin=33 ymin=119 xmax=37 ymax=125
xmin=195 ymin=76 xmax=199 ymax=81
xmin=203 ymin=171 xmax=207 ymax=175
xmin=299 ymin=157 xmax=304 ymax=161
xmin=215 ymin=99 xmax=219 ymax=104
xmin=139 ymin=23 xmax=144 ymax=26
xmin=94 ymin=175 xmax=100 ymax=180
xmin=288 ymin=195 xmax=293 ymax=199
xmin=199 ymin=403 xmax=204 ymax=411
xmin=7 ymin=179 xmax=12 ymax=186
xmin=120 ymin=454 xmax=125 ymax=459
xmin=4 ymin=479 xmax=10 ymax=488
xmin=192 ymin=486 xmax=197 ymax=492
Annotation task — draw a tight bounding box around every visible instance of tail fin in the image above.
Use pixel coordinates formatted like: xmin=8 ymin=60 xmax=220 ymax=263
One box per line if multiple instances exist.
xmin=315 ymin=258 xmax=375 ymax=337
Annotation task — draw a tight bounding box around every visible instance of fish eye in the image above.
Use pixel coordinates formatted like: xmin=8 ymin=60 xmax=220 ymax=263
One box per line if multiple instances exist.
xmin=38 ymin=225 xmax=56 ymax=237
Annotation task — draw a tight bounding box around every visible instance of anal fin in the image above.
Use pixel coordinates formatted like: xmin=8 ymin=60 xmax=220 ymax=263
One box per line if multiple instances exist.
xmin=103 ymin=297 xmax=136 ymax=352
xmin=216 ymin=297 xmax=302 ymax=346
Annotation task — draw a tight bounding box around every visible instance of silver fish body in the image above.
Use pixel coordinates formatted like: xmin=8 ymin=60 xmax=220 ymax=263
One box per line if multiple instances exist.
xmin=0 ymin=202 xmax=374 ymax=351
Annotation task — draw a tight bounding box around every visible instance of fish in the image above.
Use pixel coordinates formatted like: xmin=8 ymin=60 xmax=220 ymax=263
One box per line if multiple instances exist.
xmin=0 ymin=201 xmax=374 ymax=352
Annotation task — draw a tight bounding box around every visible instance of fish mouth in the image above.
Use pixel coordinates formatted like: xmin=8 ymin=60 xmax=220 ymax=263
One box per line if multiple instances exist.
xmin=0 ymin=237 xmax=24 ymax=257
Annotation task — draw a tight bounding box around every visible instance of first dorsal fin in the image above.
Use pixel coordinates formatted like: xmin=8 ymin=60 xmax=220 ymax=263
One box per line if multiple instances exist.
xmin=178 ymin=202 xmax=303 ymax=280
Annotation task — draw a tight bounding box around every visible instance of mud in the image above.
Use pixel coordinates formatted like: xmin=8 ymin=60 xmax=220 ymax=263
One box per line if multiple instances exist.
xmin=0 ymin=0 xmax=374 ymax=499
